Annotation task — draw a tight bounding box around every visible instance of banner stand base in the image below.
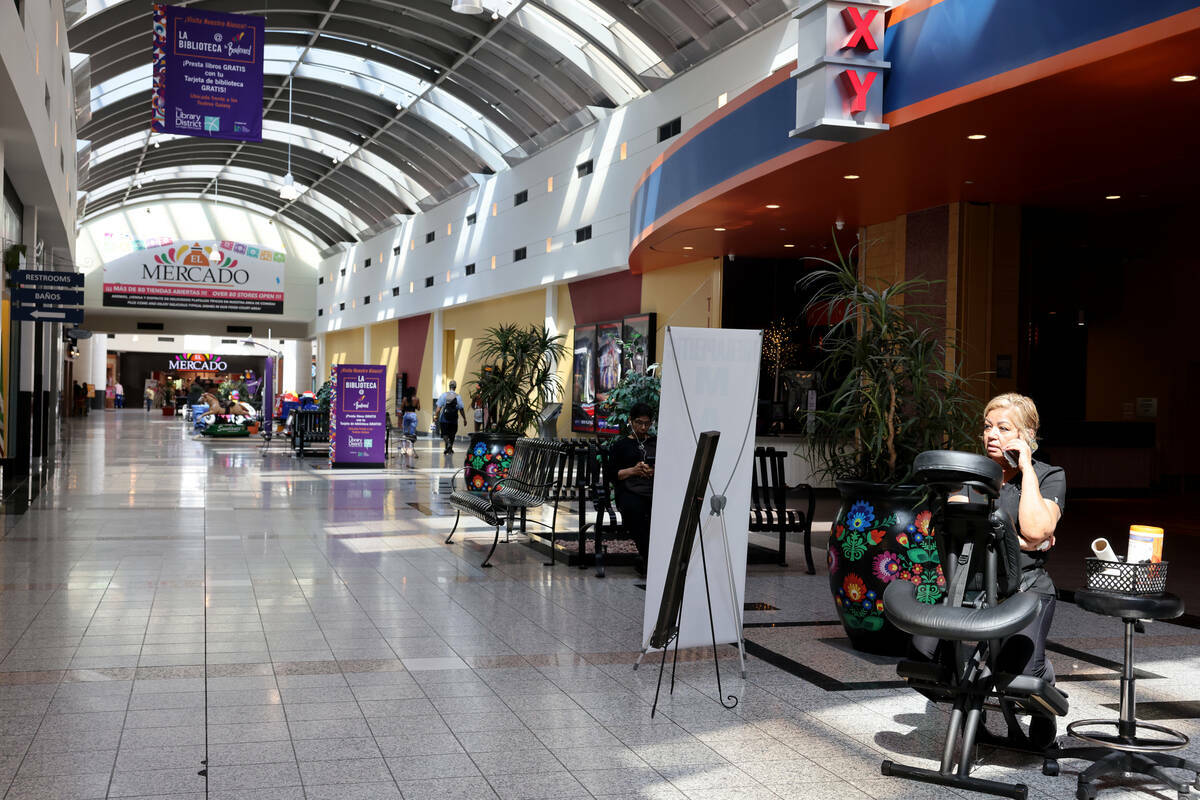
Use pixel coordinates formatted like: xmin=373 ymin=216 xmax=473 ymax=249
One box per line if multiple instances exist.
xmin=643 ymin=511 xmax=741 ymax=718
xmin=331 ymin=462 xmax=385 ymax=469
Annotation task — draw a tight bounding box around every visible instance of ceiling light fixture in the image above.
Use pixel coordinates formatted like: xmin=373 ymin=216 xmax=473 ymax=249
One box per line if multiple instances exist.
xmin=967 ymin=134 xmax=987 ymax=140
xmin=765 ymin=204 xmax=780 ymax=209
xmin=451 ymin=0 xmax=484 ymax=14
xmin=1172 ymin=74 xmax=1197 ymax=82
xmin=1105 ymin=194 xmax=1121 ymax=200
xmin=783 ymin=244 xmax=795 ymax=248
xmin=843 ymin=174 xmax=860 ymax=180
xmin=280 ymin=79 xmax=298 ymax=201
xmin=713 ymin=227 xmax=726 ymax=231
xmin=682 ymin=246 xmax=694 ymax=250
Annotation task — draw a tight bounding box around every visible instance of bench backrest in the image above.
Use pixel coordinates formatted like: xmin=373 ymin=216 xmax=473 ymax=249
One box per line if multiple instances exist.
xmin=503 ymin=438 xmax=567 ymax=500
xmin=751 ymin=446 xmax=787 ymax=511
xmin=294 ymin=409 xmax=328 ymax=435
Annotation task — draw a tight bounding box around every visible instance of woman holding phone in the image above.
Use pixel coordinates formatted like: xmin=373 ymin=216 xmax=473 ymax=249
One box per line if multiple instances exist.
xmin=608 ymin=402 xmax=656 ymax=575
xmin=915 ymin=393 xmax=1066 ymax=693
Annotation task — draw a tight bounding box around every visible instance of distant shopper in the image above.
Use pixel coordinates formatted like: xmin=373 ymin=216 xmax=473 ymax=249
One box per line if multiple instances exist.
xmin=608 ymin=402 xmax=656 ymax=574
xmin=187 ymin=379 xmax=204 ymax=405
xmin=471 ymin=388 xmax=485 ymax=432
xmin=114 ymin=381 xmax=124 ymax=409
xmin=144 ymin=385 xmax=154 ymax=412
xmin=434 ymin=381 xmax=467 ymax=455
xmin=400 ymin=388 xmax=420 ymax=465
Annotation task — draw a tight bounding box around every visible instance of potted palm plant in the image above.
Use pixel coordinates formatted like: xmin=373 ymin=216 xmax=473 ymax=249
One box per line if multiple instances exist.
xmin=464 ymin=323 xmax=567 ymax=491
xmin=800 ymin=235 xmax=979 ymax=655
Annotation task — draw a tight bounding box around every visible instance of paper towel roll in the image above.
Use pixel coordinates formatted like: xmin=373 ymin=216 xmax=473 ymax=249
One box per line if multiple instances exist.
xmin=1091 ymin=538 xmax=1119 ymax=562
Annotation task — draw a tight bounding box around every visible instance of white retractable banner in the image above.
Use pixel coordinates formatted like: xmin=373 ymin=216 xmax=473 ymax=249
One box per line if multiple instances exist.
xmin=641 ymin=326 xmax=762 ymax=653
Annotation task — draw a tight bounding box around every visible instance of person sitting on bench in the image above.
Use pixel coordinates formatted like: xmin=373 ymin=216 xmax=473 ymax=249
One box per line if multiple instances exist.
xmin=607 ymin=402 xmax=656 ymax=575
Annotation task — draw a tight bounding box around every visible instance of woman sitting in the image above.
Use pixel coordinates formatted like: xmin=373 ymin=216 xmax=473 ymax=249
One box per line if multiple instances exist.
xmin=914 ymin=392 xmax=1066 ymax=687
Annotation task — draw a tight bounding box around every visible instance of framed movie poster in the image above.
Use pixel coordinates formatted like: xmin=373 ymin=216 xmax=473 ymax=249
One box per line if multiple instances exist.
xmin=594 ymin=320 xmax=624 ymax=435
xmin=622 ymin=313 xmax=656 ymax=377
xmin=571 ymin=324 xmax=596 ymax=433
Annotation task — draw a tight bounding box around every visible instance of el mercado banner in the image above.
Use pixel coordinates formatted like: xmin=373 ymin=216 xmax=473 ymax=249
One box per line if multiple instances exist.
xmin=103 ymin=240 xmax=284 ymax=314
xmin=330 ymin=365 xmax=387 ymax=468
xmin=151 ymin=4 xmax=265 ymax=141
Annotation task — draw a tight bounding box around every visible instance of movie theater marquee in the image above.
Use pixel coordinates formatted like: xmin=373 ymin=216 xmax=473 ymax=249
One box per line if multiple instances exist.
xmin=790 ymin=0 xmax=891 ymax=142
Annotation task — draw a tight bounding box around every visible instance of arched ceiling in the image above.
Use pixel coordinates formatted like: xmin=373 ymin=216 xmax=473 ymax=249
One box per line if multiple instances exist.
xmin=70 ymin=0 xmax=789 ymax=247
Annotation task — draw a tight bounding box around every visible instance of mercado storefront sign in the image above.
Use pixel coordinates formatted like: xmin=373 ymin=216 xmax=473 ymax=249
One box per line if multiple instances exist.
xmin=330 ymin=364 xmax=387 ymax=469
xmin=151 ymin=4 xmax=265 ymax=141
xmin=790 ymin=0 xmax=890 ymax=142
xmin=102 ymin=240 xmax=285 ymax=314
xmin=168 ymin=353 xmax=228 ymax=371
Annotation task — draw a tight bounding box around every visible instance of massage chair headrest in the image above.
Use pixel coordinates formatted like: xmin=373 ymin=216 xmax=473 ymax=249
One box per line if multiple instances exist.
xmin=914 ymin=450 xmax=1002 ymax=498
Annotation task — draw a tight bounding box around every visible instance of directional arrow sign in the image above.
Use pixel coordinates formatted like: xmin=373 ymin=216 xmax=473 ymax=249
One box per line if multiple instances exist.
xmin=11 ymin=306 xmax=84 ymax=324
xmin=14 ymin=287 xmax=84 ymax=306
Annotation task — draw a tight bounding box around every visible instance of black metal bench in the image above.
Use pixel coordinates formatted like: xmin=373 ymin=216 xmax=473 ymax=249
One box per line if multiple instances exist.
xmin=444 ymin=438 xmax=566 ymax=568
xmin=748 ymin=446 xmax=816 ymax=572
xmin=291 ymin=409 xmax=329 ymax=457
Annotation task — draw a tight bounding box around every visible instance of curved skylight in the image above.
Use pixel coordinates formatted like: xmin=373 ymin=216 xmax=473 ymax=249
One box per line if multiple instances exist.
xmin=84 ymin=165 xmax=366 ymax=234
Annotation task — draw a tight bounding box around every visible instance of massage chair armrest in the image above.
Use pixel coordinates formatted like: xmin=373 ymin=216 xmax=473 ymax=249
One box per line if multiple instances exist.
xmin=883 ymin=580 xmax=1040 ymax=641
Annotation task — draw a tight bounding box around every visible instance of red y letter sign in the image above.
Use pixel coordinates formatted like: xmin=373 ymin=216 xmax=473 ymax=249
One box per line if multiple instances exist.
xmin=841 ymin=7 xmax=879 ymax=51
xmin=841 ymin=69 xmax=877 ymax=114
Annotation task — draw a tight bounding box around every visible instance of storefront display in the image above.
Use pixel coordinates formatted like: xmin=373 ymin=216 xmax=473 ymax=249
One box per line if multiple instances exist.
xmin=572 ymin=313 xmax=656 ymax=435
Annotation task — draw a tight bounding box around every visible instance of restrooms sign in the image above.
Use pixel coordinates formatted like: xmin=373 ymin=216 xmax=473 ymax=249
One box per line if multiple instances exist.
xmin=102 ymin=240 xmax=285 ymax=314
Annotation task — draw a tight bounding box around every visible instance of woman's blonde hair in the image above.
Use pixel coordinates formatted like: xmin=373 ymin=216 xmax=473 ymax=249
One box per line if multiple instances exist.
xmin=984 ymin=393 xmax=1040 ymax=451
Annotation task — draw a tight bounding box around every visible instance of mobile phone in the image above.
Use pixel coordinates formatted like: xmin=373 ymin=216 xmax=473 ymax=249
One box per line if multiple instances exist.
xmin=1003 ymin=449 xmax=1020 ymax=468
xmin=644 ymin=456 xmax=656 ymax=467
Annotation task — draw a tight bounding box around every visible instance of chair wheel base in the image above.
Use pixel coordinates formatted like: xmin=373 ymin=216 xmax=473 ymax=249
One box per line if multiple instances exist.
xmin=1043 ymin=759 xmax=1060 ymax=776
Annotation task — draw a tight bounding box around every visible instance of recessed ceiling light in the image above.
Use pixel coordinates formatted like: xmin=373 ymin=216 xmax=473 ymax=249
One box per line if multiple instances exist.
xmin=967 ymin=134 xmax=987 ymax=140
xmin=964 ymin=180 xmax=975 ymax=184
xmin=713 ymin=227 xmax=726 ymax=231
xmin=1105 ymin=194 xmax=1121 ymax=200
xmin=843 ymin=174 xmax=860 ymax=180
xmin=765 ymin=204 xmax=780 ymax=209
xmin=1172 ymin=74 xmax=1197 ymax=82
xmin=783 ymin=244 xmax=795 ymax=248
xmin=682 ymin=246 xmax=694 ymax=250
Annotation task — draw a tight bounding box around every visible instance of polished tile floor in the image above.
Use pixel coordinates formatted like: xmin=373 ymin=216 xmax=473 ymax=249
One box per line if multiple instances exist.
xmin=1 ymin=411 xmax=1198 ymax=799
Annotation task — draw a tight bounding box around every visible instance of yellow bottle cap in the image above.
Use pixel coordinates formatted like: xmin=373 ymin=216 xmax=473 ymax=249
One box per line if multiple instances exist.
xmin=1129 ymin=524 xmax=1163 ymax=535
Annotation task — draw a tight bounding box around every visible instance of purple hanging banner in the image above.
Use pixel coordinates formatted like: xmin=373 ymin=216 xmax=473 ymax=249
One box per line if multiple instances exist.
xmin=330 ymin=365 xmax=387 ymax=469
xmin=151 ymin=3 xmax=265 ymax=141
xmin=263 ymin=355 xmax=274 ymax=435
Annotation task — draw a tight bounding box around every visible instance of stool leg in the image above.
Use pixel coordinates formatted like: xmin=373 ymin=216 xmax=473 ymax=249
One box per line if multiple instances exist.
xmin=1119 ymin=619 xmax=1137 ymax=741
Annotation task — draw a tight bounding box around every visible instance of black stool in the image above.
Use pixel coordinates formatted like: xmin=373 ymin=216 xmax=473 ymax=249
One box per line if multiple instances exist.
xmin=1047 ymin=589 xmax=1200 ymax=800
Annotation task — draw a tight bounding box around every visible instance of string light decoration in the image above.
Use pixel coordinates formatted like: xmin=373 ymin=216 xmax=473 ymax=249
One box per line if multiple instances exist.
xmin=762 ymin=318 xmax=800 ymax=401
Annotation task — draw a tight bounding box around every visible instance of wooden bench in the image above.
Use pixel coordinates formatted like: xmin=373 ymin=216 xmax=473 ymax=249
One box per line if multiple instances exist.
xmin=444 ymin=438 xmax=566 ymax=568
xmin=748 ymin=445 xmax=816 ymax=572
xmin=291 ymin=409 xmax=329 ymax=457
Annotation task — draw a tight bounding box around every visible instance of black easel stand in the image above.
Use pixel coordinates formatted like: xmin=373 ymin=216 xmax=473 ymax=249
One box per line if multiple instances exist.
xmin=649 ymin=516 xmax=739 ymax=718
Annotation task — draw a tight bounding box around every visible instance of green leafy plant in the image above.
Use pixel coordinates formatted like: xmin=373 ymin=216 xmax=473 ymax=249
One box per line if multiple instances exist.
xmin=599 ymin=331 xmax=660 ymax=435
xmin=3 ymin=244 xmax=27 ymax=273
xmin=315 ymin=379 xmax=333 ymax=412
xmin=472 ymin=323 xmax=567 ymax=435
xmin=798 ymin=234 xmax=980 ymax=486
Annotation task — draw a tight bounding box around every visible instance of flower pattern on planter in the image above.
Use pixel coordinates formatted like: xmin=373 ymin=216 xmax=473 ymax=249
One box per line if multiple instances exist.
xmin=465 ymin=438 xmax=515 ymax=493
xmin=831 ymin=499 xmax=945 ymax=633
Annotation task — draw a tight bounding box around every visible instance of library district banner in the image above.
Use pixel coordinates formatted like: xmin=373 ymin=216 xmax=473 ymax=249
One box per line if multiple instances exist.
xmin=330 ymin=365 xmax=387 ymax=468
xmin=151 ymin=4 xmax=265 ymax=141
xmin=102 ymin=240 xmax=285 ymax=314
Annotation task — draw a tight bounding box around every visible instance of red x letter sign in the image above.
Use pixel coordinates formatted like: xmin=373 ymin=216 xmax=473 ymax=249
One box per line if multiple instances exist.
xmin=841 ymin=69 xmax=877 ymax=114
xmin=842 ymin=7 xmax=879 ymax=51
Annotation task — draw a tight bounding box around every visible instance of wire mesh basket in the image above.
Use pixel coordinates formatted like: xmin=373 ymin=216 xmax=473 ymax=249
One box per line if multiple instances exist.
xmin=1084 ymin=558 xmax=1168 ymax=595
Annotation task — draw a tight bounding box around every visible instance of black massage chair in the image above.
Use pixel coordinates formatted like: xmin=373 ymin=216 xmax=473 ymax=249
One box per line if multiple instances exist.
xmin=880 ymin=450 xmax=1069 ymax=800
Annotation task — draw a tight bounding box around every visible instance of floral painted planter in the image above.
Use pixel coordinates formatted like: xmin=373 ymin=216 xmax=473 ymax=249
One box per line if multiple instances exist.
xmin=829 ymin=481 xmax=945 ymax=656
xmin=464 ymin=433 xmax=519 ymax=493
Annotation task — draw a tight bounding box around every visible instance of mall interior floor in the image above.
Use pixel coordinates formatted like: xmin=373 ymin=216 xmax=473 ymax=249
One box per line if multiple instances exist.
xmin=0 ymin=412 xmax=1197 ymax=800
